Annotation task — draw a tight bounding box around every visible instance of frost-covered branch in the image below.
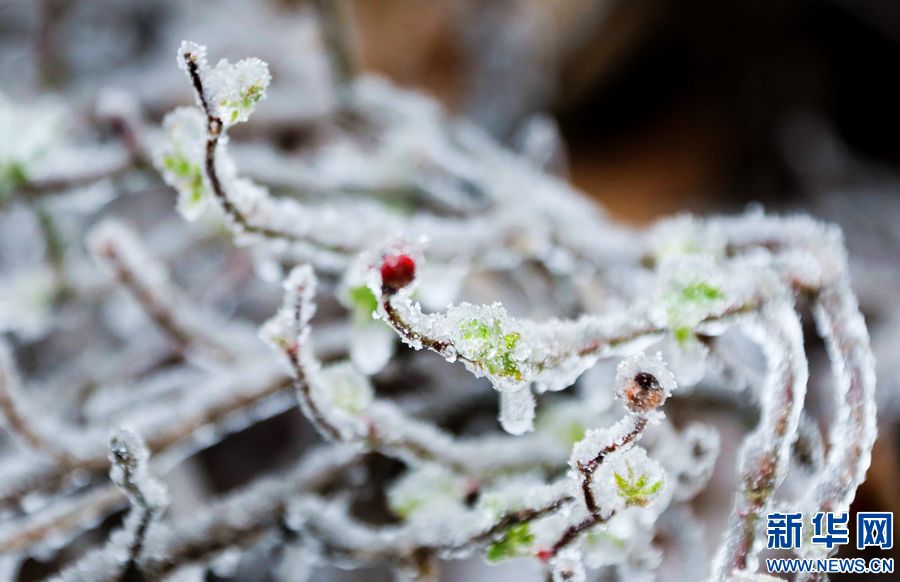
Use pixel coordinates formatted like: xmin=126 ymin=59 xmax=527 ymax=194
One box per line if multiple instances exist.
xmin=1 ymin=29 xmax=885 ymax=582
xmin=795 ymin=281 xmax=877 ymax=578
xmin=54 ymin=445 xmax=358 ymax=580
xmin=371 ymin=248 xmax=764 ymax=433
xmin=88 ymin=220 xmax=241 ymax=362
xmin=0 ymin=342 xmax=78 ymax=463
xmin=0 ymin=363 xmax=291 ymax=515
xmin=263 ymin=265 xmax=572 ymax=475
xmin=712 ymin=299 xmax=808 ymax=577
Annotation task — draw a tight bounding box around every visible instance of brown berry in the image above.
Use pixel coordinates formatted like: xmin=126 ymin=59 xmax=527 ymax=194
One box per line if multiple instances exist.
xmin=623 ymin=371 xmax=665 ymax=412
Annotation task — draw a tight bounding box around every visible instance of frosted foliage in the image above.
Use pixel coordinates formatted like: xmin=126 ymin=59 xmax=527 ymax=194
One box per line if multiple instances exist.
xmin=0 ymin=26 xmax=883 ymax=582
xmin=205 ymin=57 xmax=271 ymax=126
xmin=315 ymin=362 xmax=374 ymax=418
xmin=0 ymin=94 xmax=64 ymax=188
xmin=155 ymin=108 xmax=210 ymax=221
xmin=177 ymin=40 xmax=271 ymax=126
xmin=0 ymin=267 xmax=56 ymax=338
xmin=387 ymin=464 xmax=468 ymax=520
xmin=588 ymin=447 xmax=665 ymax=517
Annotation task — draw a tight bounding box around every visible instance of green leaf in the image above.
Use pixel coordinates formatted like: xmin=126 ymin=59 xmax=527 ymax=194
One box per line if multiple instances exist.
xmin=679 ymin=281 xmax=724 ymax=303
xmin=614 ymin=462 xmax=663 ymax=507
xmin=486 ymin=523 xmax=534 ymax=563
xmin=349 ymin=285 xmax=378 ymax=321
xmin=459 ymin=320 xmax=522 ymax=381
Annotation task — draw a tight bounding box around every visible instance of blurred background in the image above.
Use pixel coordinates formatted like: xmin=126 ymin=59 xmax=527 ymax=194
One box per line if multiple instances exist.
xmin=4 ymin=0 xmax=900 ymax=221
xmin=1 ymin=0 xmax=898 ymax=579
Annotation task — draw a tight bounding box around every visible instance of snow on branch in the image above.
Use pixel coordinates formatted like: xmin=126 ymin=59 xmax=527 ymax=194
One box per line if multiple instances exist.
xmin=0 ymin=33 xmax=883 ymax=582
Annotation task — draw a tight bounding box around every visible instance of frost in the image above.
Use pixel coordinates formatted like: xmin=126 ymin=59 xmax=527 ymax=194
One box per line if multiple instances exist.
xmin=0 ymin=27 xmax=883 ymax=582
xmin=205 ymin=57 xmax=271 ymax=126
xmin=387 ymin=464 xmax=468 ymax=520
xmin=551 ymin=547 xmax=586 ymax=582
xmin=0 ymin=93 xmax=65 ymax=194
xmin=0 ymin=267 xmax=56 ymax=339
xmin=315 ymin=362 xmax=374 ymax=418
xmin=155 ymin=107 xmax=210 ymax=221
xmin=588 ymin=447 xmax=665 ymax=516
xmin=499 ymin=386 xmax=537 ymax=435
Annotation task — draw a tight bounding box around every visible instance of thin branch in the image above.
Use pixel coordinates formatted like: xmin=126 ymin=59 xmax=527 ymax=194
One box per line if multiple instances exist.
xmin=0 ymin=342 xmax=78 ymax=465
xmin=88 ymin=220 xmax=238 ymax=362
xmin=712 ymin=299 xmax=808 ymax=577
xmin=0 ymin=364 xmax=291 ymax=514
xmin=265 ymin=266 xmax=570 ymax=475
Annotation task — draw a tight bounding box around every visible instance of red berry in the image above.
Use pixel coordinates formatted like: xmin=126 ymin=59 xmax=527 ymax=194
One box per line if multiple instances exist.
xmin=380 ymin=254 xmax=416 ymax=292
xmin=536 ymin=549 xmax=552 ymax=562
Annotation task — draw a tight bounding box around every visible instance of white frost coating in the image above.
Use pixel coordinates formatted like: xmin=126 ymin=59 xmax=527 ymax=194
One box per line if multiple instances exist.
xmin=796 ymin=280 xmax=877 ymax=561
xmin=315 ymin=362 xmax=374 ymax=419
xmin=712 ymin=298 xmax=808 ymax=577
xmin=0 ymin=32 xmax=882 ymax=582
xmin=87 ymin=219 xmax=248 ymax=361
xmin=552 ymin=547 xmax=586 ymax=582
xmin=108 ymin=428 xmax=169 ymax=513
xmin=570 ymin=414 xmax=641 ymax=469
xmin=646 ymin=214 xmax=727 ymax=262
xmin=0 ymin=267 xmax=56 ymax=339
xmin=154 ymin=107 xmax=210 ymax=221
xmin=52 ymin=430 xmax=169 ymax=582
xmin=0 ymin=93 xmax=65 ymax=191
xmin=588 ymin=447 xmax=665 ymax=517
xmin=176 ymin=41 xmax=207 ymax=74
xmin=387 ymin=464 xmax=468 ymax=520
xmin=499 ymin=386 xmax=536 ymax=435
xmin=204 ymin=57 xmax=271 ymax=126
xmin=614 ymin=352 xmax=677 ymax=410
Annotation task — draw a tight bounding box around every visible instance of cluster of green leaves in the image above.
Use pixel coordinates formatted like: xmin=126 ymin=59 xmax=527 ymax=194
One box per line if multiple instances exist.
xmin=667 ymin=281 xmax=725 ymax=345
xmin=162 ymin=154 xmax=205 ymax=206
xmin=486 ymin=523 xmax=535 ymax=562
xmin=0 ymin=161 xmax=28 ymax=200
xmin=459 ymin=318 xmax=523 ymax=381
xmin=221 ymin=83 xmax=264 ymax=123
xmin=614 ymin=462 xmax=663 ymax=508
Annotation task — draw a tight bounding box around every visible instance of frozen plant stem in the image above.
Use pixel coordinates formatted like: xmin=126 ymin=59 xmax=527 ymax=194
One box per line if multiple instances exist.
xmin=712 ymin=299 xmax=807 ymax=577
xmin=796 ymin=282 xmax=877 ymax=581
xmin=265 ymin=266 xmax=573 ymax=476
xmin=106 ymin=429 xmax=168 ymax=581
xmin=89 ymin=221 xmax=235 ymax=362
xmin=0 ymin=342 xmax=76 ymax=464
